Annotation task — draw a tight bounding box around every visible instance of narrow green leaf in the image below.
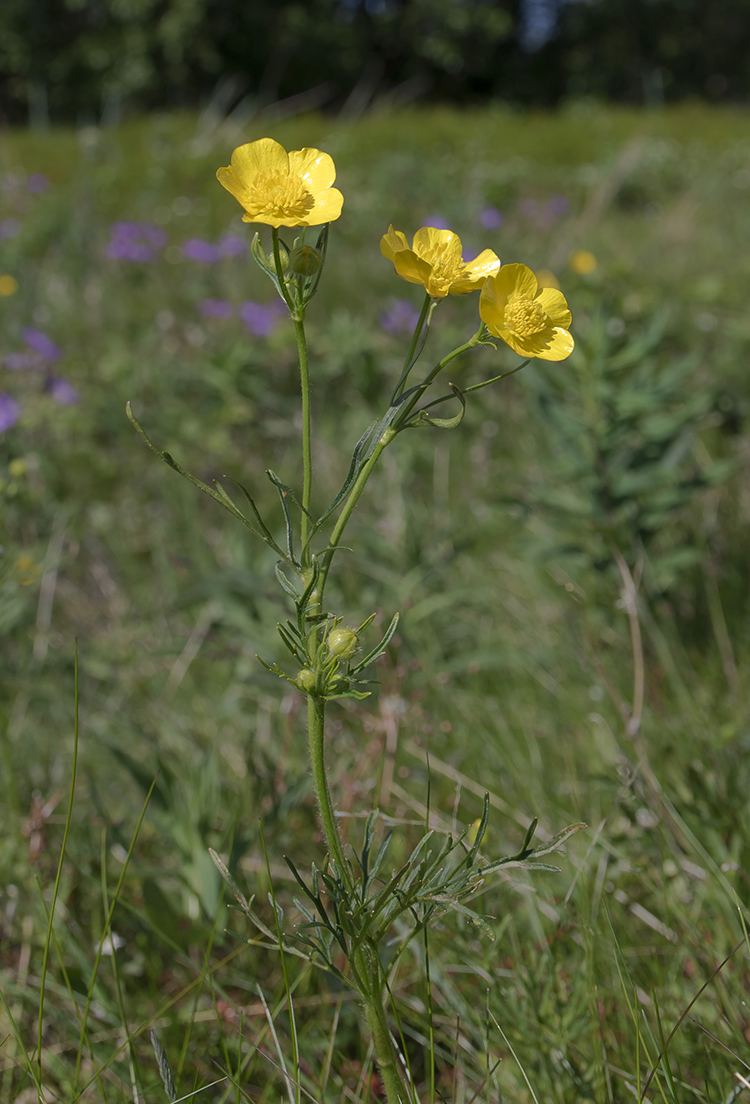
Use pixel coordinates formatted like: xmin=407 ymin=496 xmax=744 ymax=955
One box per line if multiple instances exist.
xmin=224 ymin=477 xmax=286 ymax=557
xmin=350 ymin=612 xmax=400 ymax=675
xmin=529 ymin=821 xmax=587 ymax=858
xmin=410 ymin=383 xmax=466 ymax=429
xmin=150 ymin=1030 xmax=178 ymax=1103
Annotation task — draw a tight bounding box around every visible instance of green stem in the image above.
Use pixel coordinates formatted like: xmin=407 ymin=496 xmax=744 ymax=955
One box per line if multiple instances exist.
xmin=317 ymin=427 xmax=396 ymax=602
xmin=271 ymin=227 xmax=295 ymax=314
xmin=294 ymin=316 xmax=312 ymax=557
xmin=307 ymin=695 xmax=350 ymax=884
xmin=391 ymin=292 xmax=433 ymax=403
xmin=361 ymin=971 xmax=405 ymax=1104
xmin=394 ymin=325 xmax=485 ymax=431
xmin=270 ymin=228 xmax=312 ymax=560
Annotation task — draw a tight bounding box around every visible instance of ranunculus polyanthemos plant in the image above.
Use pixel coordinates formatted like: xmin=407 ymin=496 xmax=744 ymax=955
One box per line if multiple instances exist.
xmin=128 ymin=136 xmax=585 ymax=1104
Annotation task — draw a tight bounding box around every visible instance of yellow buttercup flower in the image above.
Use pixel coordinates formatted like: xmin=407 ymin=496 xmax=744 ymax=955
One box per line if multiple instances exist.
xmin=216 ymin=138 xmax=343 ymax=229
xmin=569 ymin=249 xmax=597 ymax=275
xmin=380 ymin=225 xmax=500 ymax=299
xmin=479 ymin=263 xmax=574 ymax=361
xmin=535 ymin=268 xmax=559 ymax=290
xmin=14 ymin=555 xmax=42 ymax=586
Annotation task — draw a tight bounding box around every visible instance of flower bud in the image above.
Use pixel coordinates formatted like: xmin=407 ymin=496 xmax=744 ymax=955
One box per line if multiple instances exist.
xmin=327 ymin=627 xmax=358 ymax=660
xmin=301 ymin=568 xmax=321 ymax=612
xmin=296 ymin=668 xmax=317 ymax=693
xmin=288 ymin=245 xmax=322 ymax=277
xmin=327 ymin=675 xmax=350 ymax=695
xmin=267 ymin=246 xmax=289 ymax=272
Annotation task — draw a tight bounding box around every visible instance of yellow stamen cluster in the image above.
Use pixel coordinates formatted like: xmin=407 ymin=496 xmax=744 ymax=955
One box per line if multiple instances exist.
xmin=244 ymin=171 xmax=315 ymax=223
xmin=503 ymin=295 xmax=547 ymax=336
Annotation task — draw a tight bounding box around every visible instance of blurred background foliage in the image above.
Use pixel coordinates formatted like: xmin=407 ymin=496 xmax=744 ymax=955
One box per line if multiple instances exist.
xmin=3 ymin=103 xmax=750 ymax=1097
xmin=2 ymin=0 xmax=750 ymax=125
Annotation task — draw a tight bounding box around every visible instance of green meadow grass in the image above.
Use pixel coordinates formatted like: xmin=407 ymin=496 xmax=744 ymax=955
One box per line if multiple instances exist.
xmin=2 ymin=103 xmax=750 ymax=1102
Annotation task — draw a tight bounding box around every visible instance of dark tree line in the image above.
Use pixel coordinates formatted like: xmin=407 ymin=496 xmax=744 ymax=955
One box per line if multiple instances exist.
xmin=1 ymin=0 xmax=748 ymax=124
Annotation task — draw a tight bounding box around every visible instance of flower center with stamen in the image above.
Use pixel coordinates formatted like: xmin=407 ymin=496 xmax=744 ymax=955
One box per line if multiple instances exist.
xmin=504 ymin=294 xmax=547 ymax=335
xmin=244 ymin=171 xmax=315 ymax=221
xmin=421 ymin=244 xmax=464 ymax=294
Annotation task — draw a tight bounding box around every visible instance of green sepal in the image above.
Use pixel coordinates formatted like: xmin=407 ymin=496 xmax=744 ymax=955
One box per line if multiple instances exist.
xmin=251 ymin=232 xmax=292 ymax=308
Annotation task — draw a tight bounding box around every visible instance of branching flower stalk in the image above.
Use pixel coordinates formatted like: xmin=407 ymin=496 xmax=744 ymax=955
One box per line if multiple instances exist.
xmin=129 ymin=136 xmax=585 ymax=1104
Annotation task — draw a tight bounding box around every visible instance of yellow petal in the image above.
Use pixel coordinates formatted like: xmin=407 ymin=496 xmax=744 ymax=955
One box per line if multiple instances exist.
xmin=501 ymin=325 xmax=574 ymax=361
xmin=241 ymin=210 xmax=289 ymax=228
xmin=231 ymin=137 xmax=289 ymax=181
xmin=447 ymin=279 xmax=485 ymax=295
xmin=536 ymin=287 xmax=572 ymax=329
xmin=380 ymin=225 xmax=410 ymax=261
xmin=412 ymin=227 xmax=462 ymax=264
xmin=451 ymin=249 xmax=501 ymax=293
xmin=216 ymin=164 xmax=245 ymax=204
xmin=461 ymin=249 xmax=501 ymax=281
xmin=479 ymin=275 xmax=507 ymax=328
xmin=288 ymin=147 xmax=336 ymax=193
xmin=492 ymin=263 xmax=538 ymax=300
xmin=392 ymin=249 xmax=434 ymax=288
xmin=304 ymin=186 xmax=344 ymax=225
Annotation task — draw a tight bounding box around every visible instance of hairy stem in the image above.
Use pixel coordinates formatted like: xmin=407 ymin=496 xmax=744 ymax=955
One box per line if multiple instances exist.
xmin=362 ymin=977 xmax=405 ymax=1104
xmin=294 ymin=316 xmax=312 ymax=557
xmin=317 ymin=428 xmax=396 ymax=601
xmin=394 ymin=325 xmax=485 ymax=430
xmin=391 ymin=291 xmax=433 ymax=403
xmin=307 ymin=695 xmax=350 ymax=884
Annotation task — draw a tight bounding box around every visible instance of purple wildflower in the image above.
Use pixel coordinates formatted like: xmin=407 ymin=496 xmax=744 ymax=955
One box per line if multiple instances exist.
xmin=238 ymin=300 xmax=287 ymax=338
xmin=182 ymin=238 xmax=222 ymax=263
xmin=423 ymin=215 xmax=451 ymax=230
xmin=27 ymin=173 xmax=50 ymax=194
xmin=379 ymin=299 xmax=421 ymax=336
xmin=547 ymin=193 xmax=569 ymax=217
xmin=0 ymin=393 xmax=21 ymax=432
xmin=218 ymin=234 xmax=245 ymax=257
xmin=5 ymin=352 xmax=37 ymax=371
xmin=478 ymin=206 xmax=503 ymax=231
xmin=22 ymin=328 xmax=62 ymax=362
xmin=48 ymin=377 xmax=80 ymax=405
xmin=0 ymin=218 xmax=21 ymax=240
xmin=198 ymin=298 xmax=234 ymax=319
xmin=106 ymin=221 xmax=168 ymax=263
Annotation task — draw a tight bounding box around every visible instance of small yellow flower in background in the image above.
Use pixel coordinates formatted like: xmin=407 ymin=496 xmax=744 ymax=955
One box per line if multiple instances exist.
xmin=569 ymin=249 xmax=597 ymax=275
xmin=0 ymin=275 xmax=18 ymax=296
xmin=479 ymin=263 xmax=574 ymax=361
xmin=14 ymin=555 xmax=42 ymax=586
xmin=380 ymin=225 xmax=500 ymax=299
xmin=467 ymin=818 xmax=486 ymax=848
xmin=216 ymin=138 xmax=344 ymax=228
xmin=535 ymin=268 xmax=560 ymax=290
